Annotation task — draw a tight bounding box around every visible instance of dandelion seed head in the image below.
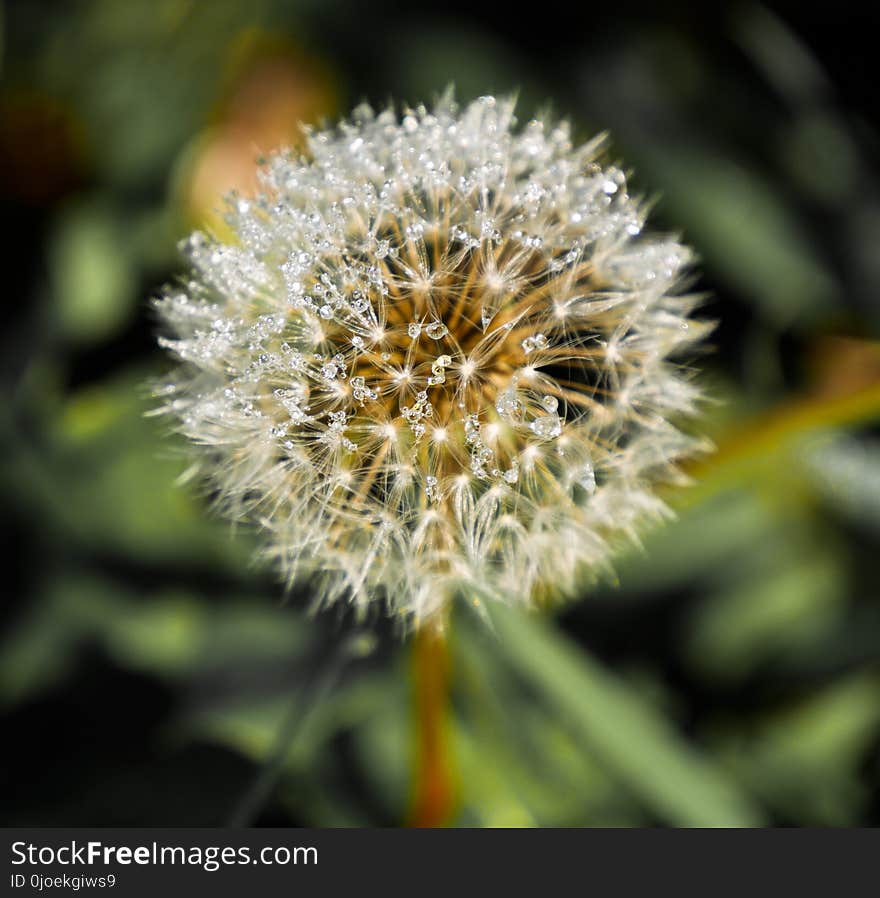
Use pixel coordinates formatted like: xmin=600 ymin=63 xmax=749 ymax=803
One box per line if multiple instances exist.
xmin=155 ymin=93 xmax=711 ymax=626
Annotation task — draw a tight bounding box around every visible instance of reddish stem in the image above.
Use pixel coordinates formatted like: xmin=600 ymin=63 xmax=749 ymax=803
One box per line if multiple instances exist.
xmin=408 ymin=623 xmax=457 ymax=827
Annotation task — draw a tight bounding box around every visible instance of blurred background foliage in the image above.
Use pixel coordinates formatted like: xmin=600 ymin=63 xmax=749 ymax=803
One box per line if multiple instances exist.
xmin=2 ymin=0 xmax=879 ymax=826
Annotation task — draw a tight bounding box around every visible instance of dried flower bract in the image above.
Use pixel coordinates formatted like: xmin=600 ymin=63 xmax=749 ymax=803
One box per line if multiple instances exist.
xmin=155 ymin=93 xmax=711 ymax=626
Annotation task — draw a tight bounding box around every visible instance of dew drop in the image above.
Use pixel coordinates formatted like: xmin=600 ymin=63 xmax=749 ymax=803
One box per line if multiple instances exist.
xmin=351 ymin=294 xmax=369 ymax=313
xmin=425 ymin=321 xmax=448 ymax=340
xmin=495 ymin=389 xmax=523 ymax=420
xmin=522 ymin=333 xmax=549 ymax=354
xmin=530 ymin=414 xmax=562 ymax=440
xmin=579 ymin=462 xmax=596 ymax=495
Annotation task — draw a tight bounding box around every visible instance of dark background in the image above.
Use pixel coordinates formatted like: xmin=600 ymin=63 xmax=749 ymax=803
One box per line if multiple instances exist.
xmin=2 ymin=0 xmax=879 ymax=826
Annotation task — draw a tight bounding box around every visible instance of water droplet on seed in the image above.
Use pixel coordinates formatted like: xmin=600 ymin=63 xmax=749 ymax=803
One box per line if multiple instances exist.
xmin=425 ymin=321 xmax=448 ymax=340
xmin=522 ymin=334 xmax=549 ymax=354
xmin=579 ymin=462 xmax=596 ymax=494
xmin=530 ymin=414 xmax=562 ymax=440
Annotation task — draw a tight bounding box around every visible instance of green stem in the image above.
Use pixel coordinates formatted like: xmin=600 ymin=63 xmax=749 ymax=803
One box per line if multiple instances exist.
xmin=226 ymin=630 xmax=374 ymax=827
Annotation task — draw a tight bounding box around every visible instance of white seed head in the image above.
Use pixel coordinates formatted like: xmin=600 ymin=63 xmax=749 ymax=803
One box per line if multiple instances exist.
xmin=155 ymin=93 xmax=711 ymax=626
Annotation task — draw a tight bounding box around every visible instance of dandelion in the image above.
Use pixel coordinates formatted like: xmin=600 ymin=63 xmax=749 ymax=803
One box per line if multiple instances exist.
xmin=155 ymin=93 xmax=711 ymax=627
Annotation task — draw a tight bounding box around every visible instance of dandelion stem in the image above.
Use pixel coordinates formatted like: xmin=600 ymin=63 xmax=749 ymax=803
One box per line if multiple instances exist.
xmin=408 ymin=623 xmax=457 ymax=827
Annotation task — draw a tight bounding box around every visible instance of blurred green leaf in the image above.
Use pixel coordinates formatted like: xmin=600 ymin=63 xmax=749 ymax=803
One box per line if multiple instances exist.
xmin=352 ymin=670 xmax=411 ymax=821
xmin=0 ymin=575 xmax=307 ymax=706
xmin=488 ymin=604 xmax=766 ymax=826
xmin=611 ymin=487 xmax=779 ymax=594
xmin=804 ymin=432 xmax=880 ymax=534
xmin=455 ymin=619 xmax=648 ymax=826
xmin=1 ymin=372 xmax=256 ymax=568
xmin=51 ymin=199 xmax=136 ymax=343
xmin=652 ymin=150 xmax=837 ymax=328
xmin=715 ymin=675 xmax=880 ymax=824
xmin=686 ymin=550 xmax=844 ymax=681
